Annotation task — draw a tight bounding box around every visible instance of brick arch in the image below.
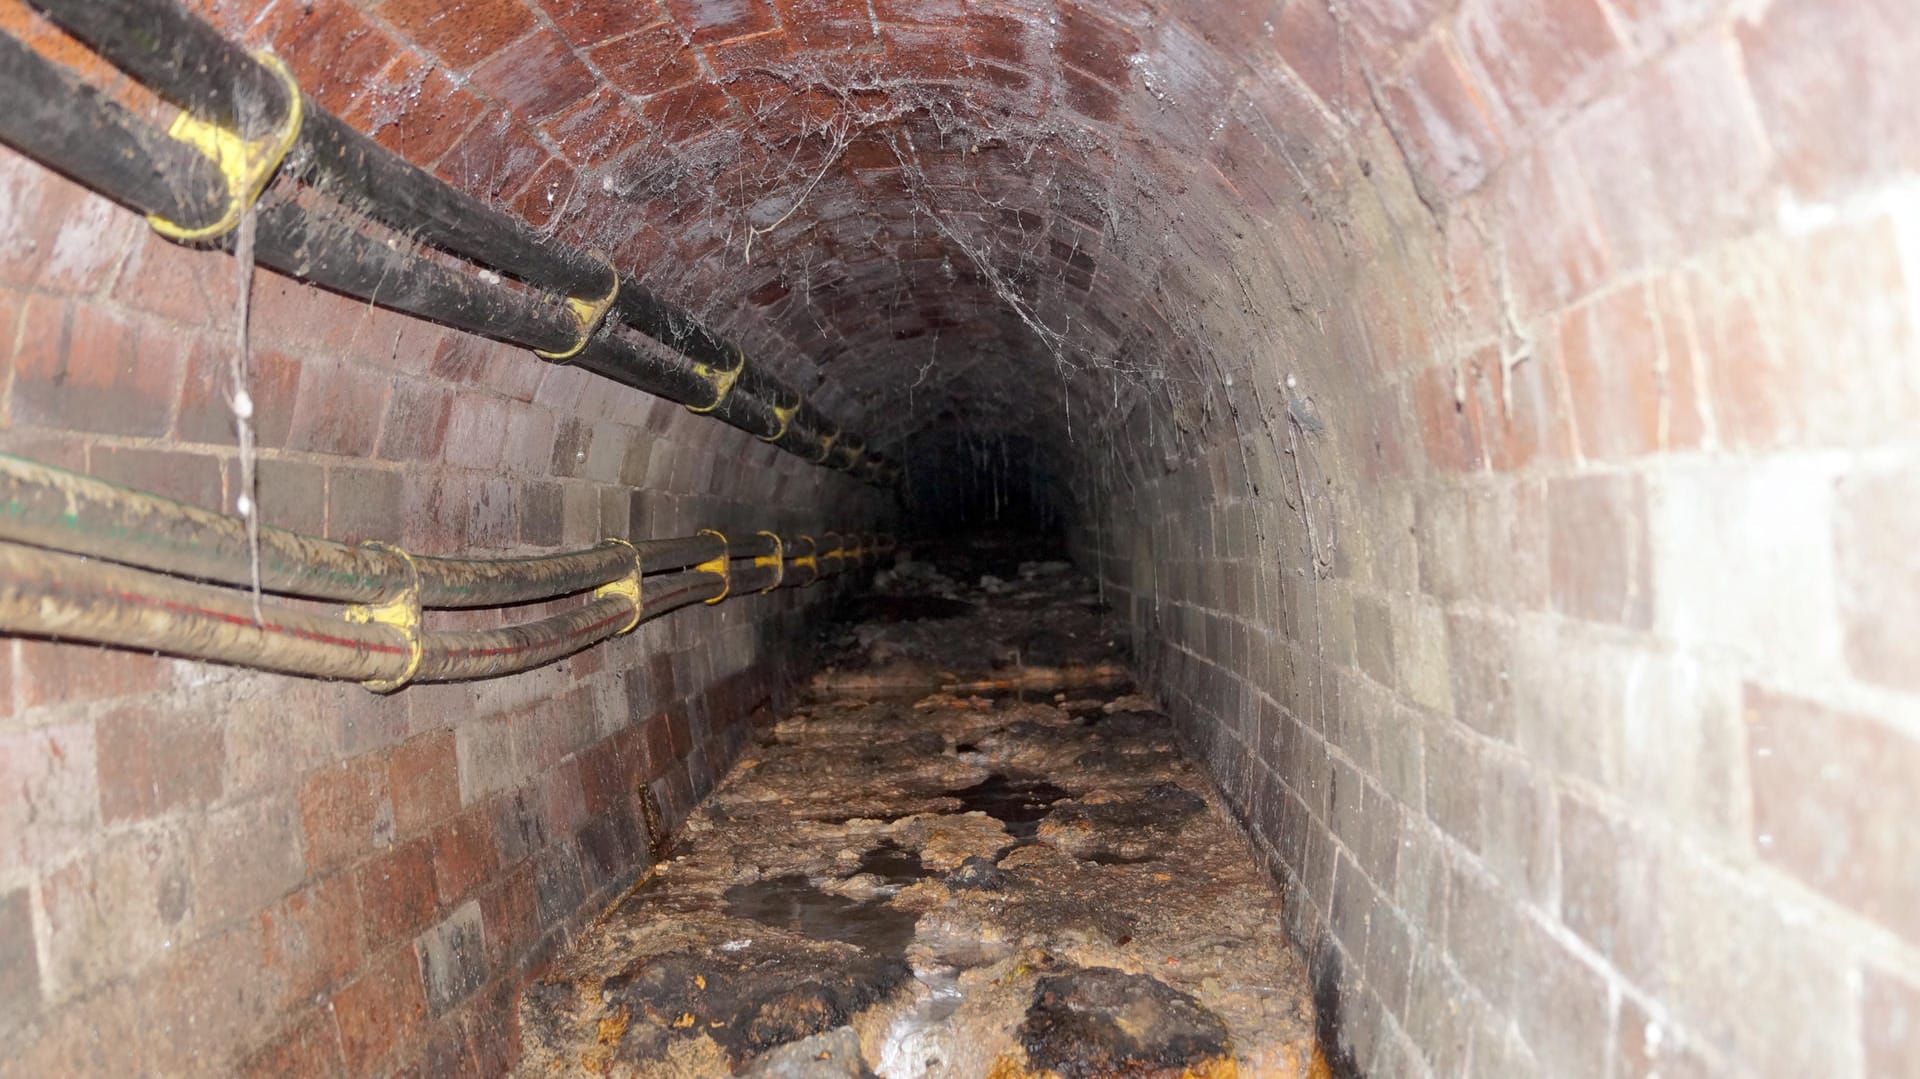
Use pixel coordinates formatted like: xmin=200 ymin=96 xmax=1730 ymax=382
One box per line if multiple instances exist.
xmin=182 ymin=0 xmax=1413 ymax=462
xmin=4 ymin=0 xmax=1919 ymax=1074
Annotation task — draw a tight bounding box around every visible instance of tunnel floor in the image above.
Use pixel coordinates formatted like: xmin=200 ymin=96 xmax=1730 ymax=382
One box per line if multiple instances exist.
xmin=515 ymin=537 xmax=1320 ymax=1077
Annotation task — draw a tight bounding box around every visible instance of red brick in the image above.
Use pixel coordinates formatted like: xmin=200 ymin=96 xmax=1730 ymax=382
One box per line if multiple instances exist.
xmin=464 ymin=978 xmax=522 ymax=1074
xmin=545 ymin=758 xmax=591 ymax=839
xmin=478 ymin=866 xmax=540 ymax=967
xmin=553 ymin=96 xmax=646 ymax=174
xmin=469 ymin=27 xmax=601 ymax=123
xmin=15 ymin=638 xmax=169 ymax=710
xmin=261 ymin=875 xmax=363 ymax=1002
xmin=1746 ymin=686 xmax=1920 ymax=946
xmin=376 ymin=378 xmax=452 ymax=462
xmin=109 ymin=230 xmax=231 ymax=326
xmin=1555 ymin=286 xmax=1669 ymax=461
xmin=0 ymin=721 xmax=95 ymax=877
xmin=1494 ymin=137 xmax=1611 ymax=316
xmin=190 ymin=793 xmax=305 ymax=927
xmin=299 ymin=755 xmax=395 ymax=872
xmin=285 ymin=360 xmax=389 ymax=456
xmin=662 ymin=0 xmax=777 ymax=44
xmin=96 ymin=705 xmax=223 ymax=823
xmin=1380 ymin=33 xmax=1505 ymax=203
xmin=392 ymin=1018 xmax=476 ymax=1078
xmin=1341 ymin=0 xmax=1456 ymax=49
xmin=1565 ymin=39 xmax=1771 ymax=278
xmin=965 ymin=9 xmax=1029 ymax=67
xmin=1739 ymin=0 xmax=1920 ymax=199
xmin=390 ymin=730 xmax=462 ymax=836
xmin=871 ymin=0 xmax=964 ymax=25
xmin=640 ymin=81 xmax=738 ymax=145
xmin=342 ymin=54 xmax=488 ymax=167
xmin=1455 ymin=0 xmax=1620 ymax=131
xmin=327 ymin=465 xmax=404 ymax=545
xmin=373 ymin=0 xmax=537 ymax=69
xmin=1459 ymin=343 xmax=1570 ymax=471
xmin=176 ymin=340 xmax=302 ymax=449
xmin=534 ymin=0 xmax=667 ymax=45
xmin=239 ymin=1007 xmax=345 ymax=1079
xmin=430 ymin=809 xmax=501 ymax=905
xmin=509 ymin=156 xmax=579 ymax=231
xmin=10 ymin=298 xmax=187 ymax=438
xmin=1413 ymin=362 xmax=1481 ymax=473
xmin=0 ymin=153 xmax=141 ymax=293
xmin=136 ymin=919 xmax=289 ymax=1075
xmin=1061 ymin=65 xmax=1123 ymax=124
xmin=1834 ymin=466 xmax=1920 ymax=693
xmin=1056 ymin=2 xmax=1136 ymax=86
xmin=590 ymin=21 xmax=701 ymax=94
xmin=1646 ymin=275 xmax=1708 ymax=452
xmin=0 ymin=886 xmax=39 ymax=1033
xmin=435 ymin=112 xmax=551 ymax=202
xmin=1547 ymin=473 xmax=1652 ymax=629
xmin=38 ymin=826 xmax=192 ymax=1002
xmin=10 ymin=980 xmax=143 ymax=1076
xmin=356 ymin=836 xmax=440 ymax=950
xmin=776 ymin=0 xmax=874 ymax=49
xmin=254 ymin=455 xmax=327 ymax=534
xmin=330 ymin=943 xmax=428 ymax=1076
xmin=86 ymin=444 xmax=224 ymax=512
xmin=259 ymin=0 xmax=401 ymax=115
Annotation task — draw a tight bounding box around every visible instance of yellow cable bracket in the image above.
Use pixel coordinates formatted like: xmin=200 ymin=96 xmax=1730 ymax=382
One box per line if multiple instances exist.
xmin=758 ymin=392 xmax=800 ymax=442
xmin=836 ymin=438 xmax=866 ymax=472
xmin=345 ymin=542 xmax=423 ymax=693
xmin=593 ymin=537 xmax=644 ymax=635
xmin=534 ymin=251 xmax=621 ymax=360
xmin=791 ymin=535 xmax=819 ymax=586
xmin=753 ymin=531 xmax=785 ymax=593
xmin=694 ymin=528 xmax=731 ymax=604
xmin=812 ymin=428 xmax=840 ymax=463
xmin=148 ymin=52 xmax=304 ymax=243
xmin=687 ymin=348 xmax=746 ymax=414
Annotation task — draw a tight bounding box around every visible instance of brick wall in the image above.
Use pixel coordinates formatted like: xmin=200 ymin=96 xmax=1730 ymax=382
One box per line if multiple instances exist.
xmin=0 ymin=141 xmax=885 ymax=1074
xmin=4 ymin=0 xmax=1918 ymax=1075
xmin=1058 ymin=1 xmax=1920 ymax=1076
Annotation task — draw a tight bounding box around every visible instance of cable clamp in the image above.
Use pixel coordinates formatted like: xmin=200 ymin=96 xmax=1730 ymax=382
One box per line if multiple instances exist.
xmin=687 ymin=348 xmax=745 ymax=414
xmin=593 ymin=537 xmax=644 ymax=634
xmin=790 ymin=535 xmax=819 ymax=586
xmin=819 ymin=533 xmax=845 ymax=571
xmin=148 ymin=52 xmax=304 ymax=243
xmin=812 ymin=429 xmax=839 ymax=463
xmin=753 ymin=531 xmax=785 ymax=593
xmin=535 ymin=251 xmax=621 ymax=360
xmin=345 ymin=542 xmax=423 ymax=693
xmin=758 ymin=393 xmax=800 ymax=442
xmin=694 ymin=528 xmax=731 ymax=604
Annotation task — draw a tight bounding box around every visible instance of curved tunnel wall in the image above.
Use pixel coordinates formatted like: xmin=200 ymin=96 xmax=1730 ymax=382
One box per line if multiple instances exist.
xmin=2 ymin=0 xmax=1918 ymax=1074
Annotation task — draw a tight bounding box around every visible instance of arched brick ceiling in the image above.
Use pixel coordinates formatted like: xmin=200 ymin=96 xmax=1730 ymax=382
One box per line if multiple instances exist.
xmin=175 ymin=0 xmax=1882 ymax=508
xmin=179 ymin=0 xmax=1405 ymax=479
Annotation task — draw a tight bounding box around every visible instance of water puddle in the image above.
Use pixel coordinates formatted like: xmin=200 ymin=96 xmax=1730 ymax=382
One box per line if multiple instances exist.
xmin=722 ymin=874 xmax=917 ymax=956
xmin=853 ymin=842 xmax=932 ymax=887
xmin=943 ymin=772 xmax=1071 ymax=839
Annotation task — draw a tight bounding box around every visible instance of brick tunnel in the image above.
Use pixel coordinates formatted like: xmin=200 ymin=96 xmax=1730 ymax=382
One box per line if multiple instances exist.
xmin=1 ymin=0 xmax=1917 ymax=1075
